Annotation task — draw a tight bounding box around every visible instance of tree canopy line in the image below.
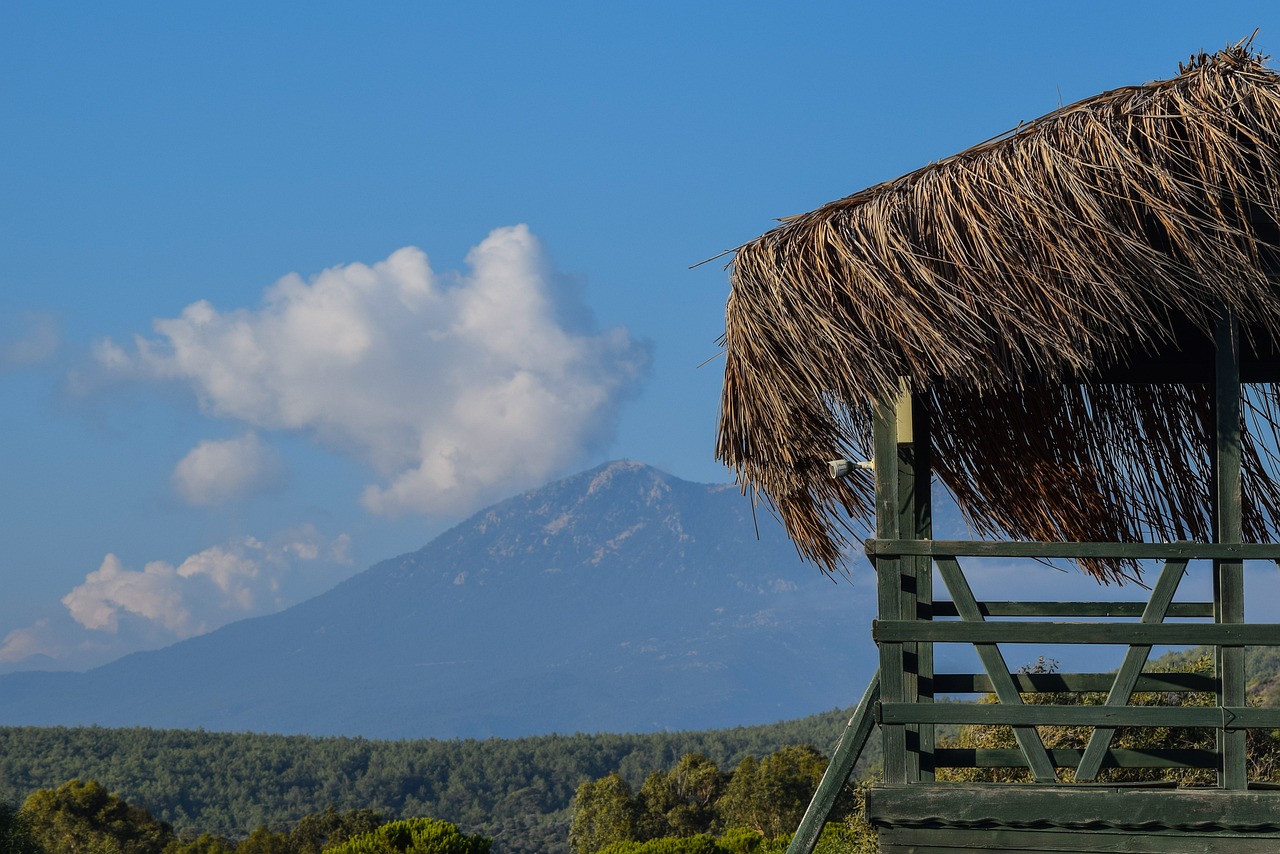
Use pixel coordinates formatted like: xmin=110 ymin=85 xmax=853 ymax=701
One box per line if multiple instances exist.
xmin=0 ymin=707 xmax=869 ymax=854
xmin=4 ymin=648 xmax=1278 ymax=853
xmin=0 ymin=746 xmax=865 ymax=854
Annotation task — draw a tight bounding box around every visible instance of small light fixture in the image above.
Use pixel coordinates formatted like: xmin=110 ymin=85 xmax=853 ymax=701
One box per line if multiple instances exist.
xmin=828 ymin=459 xmax=874 ymax=479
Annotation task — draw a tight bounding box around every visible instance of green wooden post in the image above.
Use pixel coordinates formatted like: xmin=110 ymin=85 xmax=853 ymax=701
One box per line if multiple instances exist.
xmin=905 ymin=391 xmax=934 ymax=780
xmin=1214 ymin=310 xmax=1247 ymax=790
xmin=874 ymin=387 xmax=906 ymax=785
xmin=894 ymin=384 xmax=932 ymax=782
xmin=895 ymin=393 xmax=919 ymax=784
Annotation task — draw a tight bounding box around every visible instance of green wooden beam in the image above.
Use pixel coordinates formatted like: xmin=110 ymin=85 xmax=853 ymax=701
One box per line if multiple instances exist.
xmin=1215 ymin=310 xmax=1247 ymax=790
xmin=873 ymin=391 xmax=906 ymax=786
xmin=899 ymin=389 xmax=934 ymax=782
xmin=868 ymin=539 xmax=1280 ymax=560
xmin=933 ymin=747 xmax=1220 ymax=769
xmin=873 ymin=620 xmax=1280 ymax=645
xmin=930 ymin=601 xmax=1213 ymax=618
xmin=865 ymin=784 xmax=1280 ymax=836
xmin=879 ymin=826 xmax=1280 ymax=853
xmin=879 ymin=702 xmax=1280 ymax=729
xmin=935 ymin=671 xmax=1218 ymax=694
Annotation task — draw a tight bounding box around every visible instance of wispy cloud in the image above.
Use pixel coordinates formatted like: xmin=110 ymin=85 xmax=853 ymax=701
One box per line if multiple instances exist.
xmin=0 ymin=312 xmax=58 ymax=372
xmin=92 ymin=226 xmax=651 ymax=516
xmin=0 ymin=527 xmax=353 ymax=672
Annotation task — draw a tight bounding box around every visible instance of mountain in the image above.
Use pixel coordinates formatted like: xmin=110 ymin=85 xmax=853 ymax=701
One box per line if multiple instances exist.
xmin=0 ymin=461 xmax=878 ymax=739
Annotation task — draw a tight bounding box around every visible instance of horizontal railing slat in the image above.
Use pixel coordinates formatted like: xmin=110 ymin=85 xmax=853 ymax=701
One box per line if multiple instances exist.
xmin=929 ymin=601 xmax=1214 ymax=618
xmin=868 ymin=539 xmax=1280 ymax=560
xmin=875 ymin=620 xmax=1280 ymax=645
xmin=880 ymin=702 xmax=1280 ymax=729
xmin=933 ymin=747 xmax=1220 ymax=769
xmin=934 ymin=672 xmax=1219 ymax=694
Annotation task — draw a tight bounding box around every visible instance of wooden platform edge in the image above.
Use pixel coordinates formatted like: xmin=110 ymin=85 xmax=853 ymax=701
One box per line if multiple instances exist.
xmin=865 ymin=785 xmax=1280 ymax=835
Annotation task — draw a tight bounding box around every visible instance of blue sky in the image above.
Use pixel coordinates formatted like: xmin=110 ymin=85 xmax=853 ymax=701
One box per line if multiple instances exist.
xmin=3 ymin=2 xmax=1279 ymax=673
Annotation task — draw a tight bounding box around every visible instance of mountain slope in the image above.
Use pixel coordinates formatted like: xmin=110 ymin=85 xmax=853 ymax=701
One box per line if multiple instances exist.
xmin=0 ymin=461 xmax=878 ymax=738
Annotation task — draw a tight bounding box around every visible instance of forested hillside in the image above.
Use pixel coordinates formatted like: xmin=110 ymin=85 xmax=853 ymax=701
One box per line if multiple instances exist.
xmin=0 ymin=707 xmax=877 ymax=854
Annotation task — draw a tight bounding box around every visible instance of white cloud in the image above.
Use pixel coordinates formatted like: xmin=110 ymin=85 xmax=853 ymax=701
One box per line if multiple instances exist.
xmin=62 ymin=554 xmax=192 ymax=634
xmin=0 ymin=621 xmax=55 ymax=663
xmin=0 ymin=526 xmax=357 ymax=674
xmin=172 ymin=433 xmax=283 ymax=506
xmin=59 ymin=527 xmax=352 ymax=640
xmin=0 ymin=312 xmax=58 ymax=372
xmin=94 ymin=226 xmax=650 ymax=516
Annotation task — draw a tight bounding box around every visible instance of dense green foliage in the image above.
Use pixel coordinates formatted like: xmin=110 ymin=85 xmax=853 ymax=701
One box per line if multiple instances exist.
xmin=0 ymin=706 xmax=866 ymax=854
xmin=715 ymin=747 xmax=827 ymax=839
xmin=568 ymin=774 xmax=637 ymax=854
xmin=22 ymin=779 xmax=173 ymax=854
xmin=0 ymin=800 xmax=42 ymax=854
xmin=325 ymin=818 xmax=489 ymax=854
xmin=637 ymin=755 xmax=725 ymax=840
xmin=167 ymin=807 xmax=388 ymax=854
xmin=567 ymin=746 xmax=859 ymax=854
xmin=3 ymin=787 xmax=481 ymax=854
xmin=588 ymin=822 xmax=861 ymax=854
xmin=1158 ymin=645 xmax=1280 ymax=708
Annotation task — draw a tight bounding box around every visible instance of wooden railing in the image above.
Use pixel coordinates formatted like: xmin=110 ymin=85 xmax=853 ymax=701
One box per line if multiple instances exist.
xmin=871 ymin=539 xmax=1280 ymax=786
xmin=787 ymin=538 xmax=1280 ymax=854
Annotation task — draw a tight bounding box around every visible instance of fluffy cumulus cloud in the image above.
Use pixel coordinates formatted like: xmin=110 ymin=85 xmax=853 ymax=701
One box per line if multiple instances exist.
xmin=94 ymin=226 xmax=650 ymax=516
xmin=63 ymin=554 xmax=193 ymax=634
xmin=172 ymin=433 xmax=283 ymax=506
xmin=57 ymin=528 xmax=352 ymax=641
xmin=63 ymin=527 xmax=345 ymax=640
xmin=0 ymin=527 xmax=354 ymax=673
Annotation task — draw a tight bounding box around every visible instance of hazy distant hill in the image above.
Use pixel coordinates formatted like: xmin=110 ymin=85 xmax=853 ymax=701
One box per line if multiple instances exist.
xmin=0 ymin=461 xmax=879 ymax=738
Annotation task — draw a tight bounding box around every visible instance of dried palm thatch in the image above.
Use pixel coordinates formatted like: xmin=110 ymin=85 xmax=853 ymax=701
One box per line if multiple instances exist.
xmin=717 ymin=43 xmax=1280 ymax=582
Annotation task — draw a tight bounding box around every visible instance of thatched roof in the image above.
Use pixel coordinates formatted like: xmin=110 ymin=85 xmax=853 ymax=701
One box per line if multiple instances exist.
xmin=717 ymin=44 xmax=1280 ymax=581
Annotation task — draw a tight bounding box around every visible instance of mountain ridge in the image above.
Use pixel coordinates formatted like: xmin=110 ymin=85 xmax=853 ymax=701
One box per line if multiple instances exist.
xmin=0 ymin=461 xmax=877 ymax=739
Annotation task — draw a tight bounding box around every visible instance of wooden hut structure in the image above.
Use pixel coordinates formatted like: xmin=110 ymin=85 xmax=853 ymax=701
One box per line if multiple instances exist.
xmin=717 ymin=43 xmax=1280 ymax=852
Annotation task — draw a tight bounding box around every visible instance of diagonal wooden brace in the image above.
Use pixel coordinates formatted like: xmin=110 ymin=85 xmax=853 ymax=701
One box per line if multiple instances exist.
xmin=1075 ymin=557 xmax=1188 ymax=780
xmin=936 ymin=557 xmax=1058 ymax=782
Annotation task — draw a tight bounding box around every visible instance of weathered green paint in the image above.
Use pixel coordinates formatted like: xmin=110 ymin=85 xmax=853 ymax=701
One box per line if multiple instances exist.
xmin=879 ymin=826 xmax=1280 ymax=853
xmin=868 ymin=539 xmax=1280 ymax=560
xmin=873 ymin=393 xmax=906 ymax=786
xmin=898 ymin=438 xmax=922 ymax=784
xmin=800 ymin=310 xmax=1280 ymax=851
xmin=867 ymin=785 xmax=1280 ymax=852
xmin=900 ymin=390 xmax=934 ymax=782
xmin=933 ymin=747 xmax=1219 ymax=769
xmin=930 ymin=600 xmax=1213 ymax=618
xmin=1215 ymin=311 xmax=1248 ymax=791
xmin=935 ymin=671 xmax=1218 ymax=694
xmin=879 ymin=701 xmax=1280 ymax=729
xmin=873 ymin=620 xmax=1280 ymax=645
